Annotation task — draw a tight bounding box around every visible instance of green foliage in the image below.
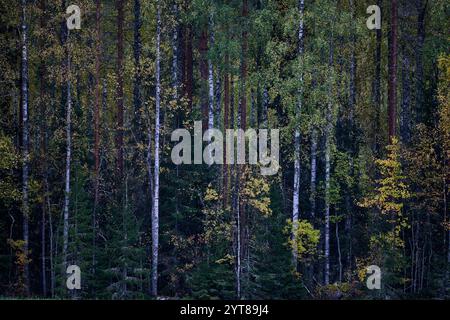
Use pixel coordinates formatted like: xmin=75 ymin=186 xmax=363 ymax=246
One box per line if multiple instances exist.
xmin=285 ymin=219 xmax=320 ymax=261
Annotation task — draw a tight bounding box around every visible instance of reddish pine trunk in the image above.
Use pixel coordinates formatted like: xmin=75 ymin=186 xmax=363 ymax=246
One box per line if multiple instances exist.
xmin=182 ymin=0 xmax=193 ymax=111
xmin=199 ymin=29 xmax=208 ymax=131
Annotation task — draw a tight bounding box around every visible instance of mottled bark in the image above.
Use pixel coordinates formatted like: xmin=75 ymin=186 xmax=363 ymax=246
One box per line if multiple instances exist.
xmin=215 ymin=75 xmax=221 ymax=128
xmin=292 ymin=0 xmax=305 ymax=266
xmin=309 ymin=127 xmax=317 ymax=218
xmin=20 ymin=0 xmax=30 ymax=295
xmin=39 ymin=0 xmax=48 ymax=297
xmin=93 ymin=0 xmax=102 ymax=281
xmin=208 ymin=14 xmax=215 ymax=130
xmin=324 ymin=125 xmax=331 ymax=286
xmin=324 ymin=32 xmax=335 ymax=286
xmin=172 ymin=1 xmax=179 ymax=101
xmin=63 ymin=35 xmax=72 ymax=276
xmin=236 ymin=0 xmax=249 ymax=299
xmin=223 ymin=54 xmax=229 ymax=208
xmin=336 ymin=218 xmax=342 ymax=283
xmin=151 ymin=0 xmax=161 ymax=297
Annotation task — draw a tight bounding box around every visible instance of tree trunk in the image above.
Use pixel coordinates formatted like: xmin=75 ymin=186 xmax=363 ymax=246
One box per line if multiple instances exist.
xmin=215 ymin=74 xmax=221 ymax=129
xmin=324 ymin=32 xmax=335 ymax=286
xmin=93 ymin=0 xmax=102 ymax=283
xmin=172 ymin=2 xmax=179 ymax=102
xmin=208 ymin=14 xmax=215 ymax=130
xmin=324 ymin=128 xmax=331 ymax=286
xmin=223 ymin=54 xmax=229 ymax=208
xmin=336 ymin=218 xmax=342 ymax=283
xmin=39 ymin=0 xmax=48 ymax=297
xmin=63 ymin=33 xmax=72 ymax=277
xmin=250 ymin=90 xmax=256 ymax=128
xmin=20 ymin=0 xmax=30 ymax=296
xmin=116 ymin=0 xmax=124 ymax=176
xmin=199 ymin=28 xmax=209 ymax=131
xmin=183 ymin=0 xmax=193 ymax=111
xmin=310 ymin=127 xmax=317 ymax=218
xmin=133 ymin=0 xmax=143 ymax=137
xmin=48 ymin=189 xmax=54 ymax=297
xmin=349 ymin=0 xmax=356 ymax=121
xmin=388 ymin=0 xmax=398 ymax=141
xmin=240 ymin=0 xmax=248 ymax=132
xmin=373 ymin=0 xmax=382 ymax=154
xmin=292 ymin=0 xmax=305 ymax=267
xmin=235 ymin=0 xmax=249 ymax=299
xmin=261 ymin=87 xmax=268 ymax=129
xmin=151 ymin=0 xmax=161 ymax=297
xmin=401 ymin=48 xmax=411 ymax=143
xmin=415 ymin=0 xmax=427 ymax=123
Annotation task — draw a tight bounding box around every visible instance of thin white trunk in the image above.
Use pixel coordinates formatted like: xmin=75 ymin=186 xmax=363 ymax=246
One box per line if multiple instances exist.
xmin=324 ymin=35 xmax=334 ymax=285
xmin=20 ymin=0 xmax=30 ymax=294
xmin=147 ymin=128 xmax=154 ymax=205
xmin=261 ymin=87 xmax=268 ymax=129
xmin=310 ymin=128 xmax=317 ymax=218
xmin=172 ymin=2 xmax=178 ymax=101
xmin=215 ymin=77 xmax=221 ymax=129
xmin=324 ymin=129 xmax=330 ymax=285
xmin=151 ymin=1 xmax=161 ymax=297
xmin=208 ymin=14 xmax=215 ymax=130
xmin=336 ymin=217 xmax=342 ymax=282
xmin=292 ymin=0 xmax=305 ymax=266
xmin=41 ymin=193 xmax=46 ymax=295
xmin=250 ymin=90 xmax=256 ymax=128
xmin=237 ymin=197 xmax=241 ymax=299
xmin=292 ymin=129 xmax=300 ymax=259
xmin=63 ymin=35 xmax=72 ymax=273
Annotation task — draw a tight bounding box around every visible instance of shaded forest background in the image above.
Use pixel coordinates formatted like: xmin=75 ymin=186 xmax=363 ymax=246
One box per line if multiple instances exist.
xmin=0 ymin=0 xmax=449 ymax=299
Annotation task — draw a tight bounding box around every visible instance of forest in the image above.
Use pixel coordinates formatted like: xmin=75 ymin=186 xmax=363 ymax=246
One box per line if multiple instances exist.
xmin=0 ymin=0 xmax=449 ymax=300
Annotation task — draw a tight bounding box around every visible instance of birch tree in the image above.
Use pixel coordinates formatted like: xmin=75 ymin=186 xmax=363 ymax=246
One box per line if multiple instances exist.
xmin=92 ymin=0 xmax=101 ymax=280
xmin=151 ymin=0 xmax=161 ymax=297
xmin=20 ymin=0 xmax=30 ymax=295
xmin=292 ymin=0 xmax=305 ymax=267
xmin=62 ymin=30 xmax=72 ymax=277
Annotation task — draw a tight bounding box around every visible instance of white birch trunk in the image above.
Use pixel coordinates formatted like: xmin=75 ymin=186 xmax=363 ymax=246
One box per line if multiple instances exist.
xmin=292 ymin=0 xmax=305 ymax=266
xmin=310 ymin=127 xmax=317 ymax=218
xmin=324 ymin=31 xmax=334 ymax=285
xmin=324 ymin=126 xmax=330 ymax=285
xmin=172 ymin=2 xmax=179 ymax=101
xmin=63 ymin=35 xmax=72 ymax=273
xmin=151 ymin=1 xmax=161 ymax=297
xmin=208 ymin=14 xmax=215 ymax=130
xmin=21 ymin=0 xmax=30 ymax=294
